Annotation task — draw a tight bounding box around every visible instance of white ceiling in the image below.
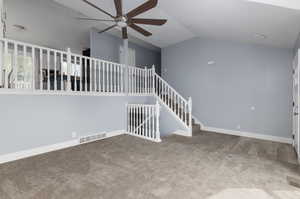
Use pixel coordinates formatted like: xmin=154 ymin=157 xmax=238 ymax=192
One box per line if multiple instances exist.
xmin=54 ymin=0 xmax=300 ymax=49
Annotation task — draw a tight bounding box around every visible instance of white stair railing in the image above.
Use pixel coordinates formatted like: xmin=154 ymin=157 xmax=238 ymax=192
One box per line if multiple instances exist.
xmin=127 ymin=101 xmax=161 ymax=142
xmin=153 ymin=72 xmax=192 ymax=135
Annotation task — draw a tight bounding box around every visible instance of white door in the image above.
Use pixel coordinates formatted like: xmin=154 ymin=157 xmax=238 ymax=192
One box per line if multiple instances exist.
xmin=293 ymin=49 xmax=300 ymax=157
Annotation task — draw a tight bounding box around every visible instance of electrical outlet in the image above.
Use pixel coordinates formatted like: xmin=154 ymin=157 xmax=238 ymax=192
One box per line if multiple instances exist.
xmin=251 ymin=106 xmax=255 ymax=111
xmin=72 ymin=132 xmax=77 ymax=138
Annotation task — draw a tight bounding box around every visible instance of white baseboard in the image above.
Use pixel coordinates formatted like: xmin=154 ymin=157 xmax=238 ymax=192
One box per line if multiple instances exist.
xmin=173 ymin=130 xmax=192 ymax=137
xmin=0 ymin=130 xmax=125 ymax=165
xmin=202 ymin=126 xmax=293 ymax=144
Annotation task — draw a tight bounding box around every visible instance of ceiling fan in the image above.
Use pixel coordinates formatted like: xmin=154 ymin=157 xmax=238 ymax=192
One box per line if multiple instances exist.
xmin=78 ymin=0 xmax=167 ymax=39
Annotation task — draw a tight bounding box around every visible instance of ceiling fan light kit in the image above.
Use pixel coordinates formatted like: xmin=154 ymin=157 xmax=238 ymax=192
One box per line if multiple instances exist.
xmin=80 ymin=0 xmax=167 ymax=39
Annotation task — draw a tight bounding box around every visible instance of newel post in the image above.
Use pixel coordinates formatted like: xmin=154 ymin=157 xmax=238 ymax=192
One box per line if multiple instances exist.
xmin=152 ymin=65 xmax=155 ymax=94
xmin=155 ymin=100 xmax=161 ymax=142
xmin=0 ymin=0 xmax=4 ymax=87
xmin=188 ymin=97 xmax=193 ymax=137
xmin=66 ymin=47 xmax=72 ymax=91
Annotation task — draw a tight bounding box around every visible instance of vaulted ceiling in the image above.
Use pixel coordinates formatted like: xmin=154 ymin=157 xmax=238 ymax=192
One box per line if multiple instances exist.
xmin=54 ymin=0 xmax=300 ymax=49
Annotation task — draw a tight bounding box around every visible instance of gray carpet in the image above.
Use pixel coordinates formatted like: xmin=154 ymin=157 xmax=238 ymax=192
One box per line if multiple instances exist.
xmin=0 ymin=131 xmax=300 ymax=199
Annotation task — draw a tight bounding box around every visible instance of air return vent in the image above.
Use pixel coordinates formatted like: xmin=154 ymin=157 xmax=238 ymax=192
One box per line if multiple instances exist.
xmin=79 ymin=133 xmax=106 ymax=144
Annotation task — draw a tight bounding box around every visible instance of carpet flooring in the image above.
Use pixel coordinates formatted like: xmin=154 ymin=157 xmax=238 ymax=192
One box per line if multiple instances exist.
xmin=0 ymin=131 xmax=300 ymax=199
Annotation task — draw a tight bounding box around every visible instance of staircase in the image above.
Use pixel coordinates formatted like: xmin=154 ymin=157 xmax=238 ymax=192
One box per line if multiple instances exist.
xmin=153 ymin=73 xmax=192 ymax=135
xmin=0 ymin=38 xmax=193 ymax=139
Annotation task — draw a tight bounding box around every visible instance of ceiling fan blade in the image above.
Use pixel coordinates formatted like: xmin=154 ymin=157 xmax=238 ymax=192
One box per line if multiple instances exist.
xmin=114 ymin=0 xmax=123 ymax=17
xmin=129 ymin=23 xmax=152 ymax=37
xmin=76 ymin=17 xmax=115 ymax=22
xmin=82 ymin=0 xmax=115 ymax=19
xmin=131 ymin=18 xmax=167 ymax=26
xmin=122 ymin=27 xmax=128 ymax=39
xmin=98 ymin=24 xmax=117 ymax=34
xmin=126 ymin=0 xmax=158 ymax=18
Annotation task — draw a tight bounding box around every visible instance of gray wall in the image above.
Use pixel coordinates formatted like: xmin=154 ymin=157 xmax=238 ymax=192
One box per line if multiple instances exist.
xmin=162 ymin=37 xmax=293 ymax=139
xmin=0 ymin=95 xmax=153 ymax=155
xmin=90 ymin=29 xmax=161 ymax=75
xmin=294 ymin=33 xmax=300 ymax=55
xmin=159 ymin=103 xmax=189 ymax=137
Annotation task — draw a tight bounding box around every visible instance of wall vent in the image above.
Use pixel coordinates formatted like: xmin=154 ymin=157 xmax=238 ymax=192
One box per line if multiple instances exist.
xmin=79 ymin=132 xmax=106 ymax=144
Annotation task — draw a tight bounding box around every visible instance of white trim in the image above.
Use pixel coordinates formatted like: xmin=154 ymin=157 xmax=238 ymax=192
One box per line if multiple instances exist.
xmin=202 ymin=126 xmax=293 ymax=144
xmin=0 ymin=130 xmax=125 ymax=165
xmin=173 ymin=130 xmax=192 ymax=137
xmin=0 ymin=89 xmax=154 ymax=97
xmin=125 ymin=131 xmax=161 ymax=142
xmin=0 ymin=140 xmax=79 ymax=165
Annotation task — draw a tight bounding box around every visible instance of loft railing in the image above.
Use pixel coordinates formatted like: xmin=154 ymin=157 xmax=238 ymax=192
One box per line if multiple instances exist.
xmin=0 ymin=38 xmax=192 ymax=134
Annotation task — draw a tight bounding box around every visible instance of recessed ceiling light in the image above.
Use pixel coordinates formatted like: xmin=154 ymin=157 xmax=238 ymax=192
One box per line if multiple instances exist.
xmin=254 ymin=33 xmax=267 ymax=39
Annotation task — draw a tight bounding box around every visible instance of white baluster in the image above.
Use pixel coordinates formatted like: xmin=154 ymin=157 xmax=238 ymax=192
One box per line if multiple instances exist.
xmin=152 ymin=65 xmax=155 ymax=94
xmin=60 ymin=53 xmax=63 ymax=91
xmin=115 ymin=64 xmax=117 ymax=93
xmin=67 ymin=48 xmax=71 ymax=91
xmin=134 ymin=68 xmax=136 ymax=94
xmin=127 ymin=104 xmax=129 ymax=133
xmin=89 ymin=58 xmax=92 ymax=92
xmin=94 ymin=59 xmax=96 ymax=92
xmin=79 ymin=56 xmax=82 ymax=92
xmin=144 ymin=67 xmax=147 ymax=94
xmin=13 ymin=43 xmax=18 ymax=89
xmin=127 ymin=67 xmax=130 ymax=94
xmin=23 ymin=45 xmax=27 ymax=89
xmin=110 ymin=62 xmax=112 ymax=93
xmin=101 ymin=61 xmax=103 ymax=92
xmin=132 ymin=105 xmax=135 ymax=134
xmin=146 ymin=106 xmax=149 ymax=138
xmin=46 ymin=50 xmax=50 ymax=90
xmin=121 ymin=65 xmax=124 ymax=93
xmin=188 ymin=97 xmax=192 ymax=136
xmin=104 ymin=62 xmax=107 ymax=92
xmin=54 ymin=52 xmax=57 ymax=91
xmin=31 ymin=47 xmax=35 ymax=91
xmin=84 ymin=58 xmax=87 ymax=92
xmin=155 ymin=101 xmax=161 ymax=141
xmin=139 ymin=106 xmax=141 ymax=135
xmin=4 ymin=41 xmax=8 ymax=89
xmin=73 ymin=56 xmax=77 ymax=92
xmin=97 ymin=60 xmax=100 ymax=92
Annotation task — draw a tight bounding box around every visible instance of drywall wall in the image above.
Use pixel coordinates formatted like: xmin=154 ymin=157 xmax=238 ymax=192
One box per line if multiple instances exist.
xmin=90 ymin=29 xmax=161 ymax=75
xmin=5 ymin=0 xmax=90 ymax=54
xmin=159 ymin=103 xmax=189 ymax=137
xmin=162 ymin=37 xmax=293 ymax=139
xmin=294 ymin=33 xmax=300 ymax=55
xmin=0 ymin=95 xmax=154 ymax=156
